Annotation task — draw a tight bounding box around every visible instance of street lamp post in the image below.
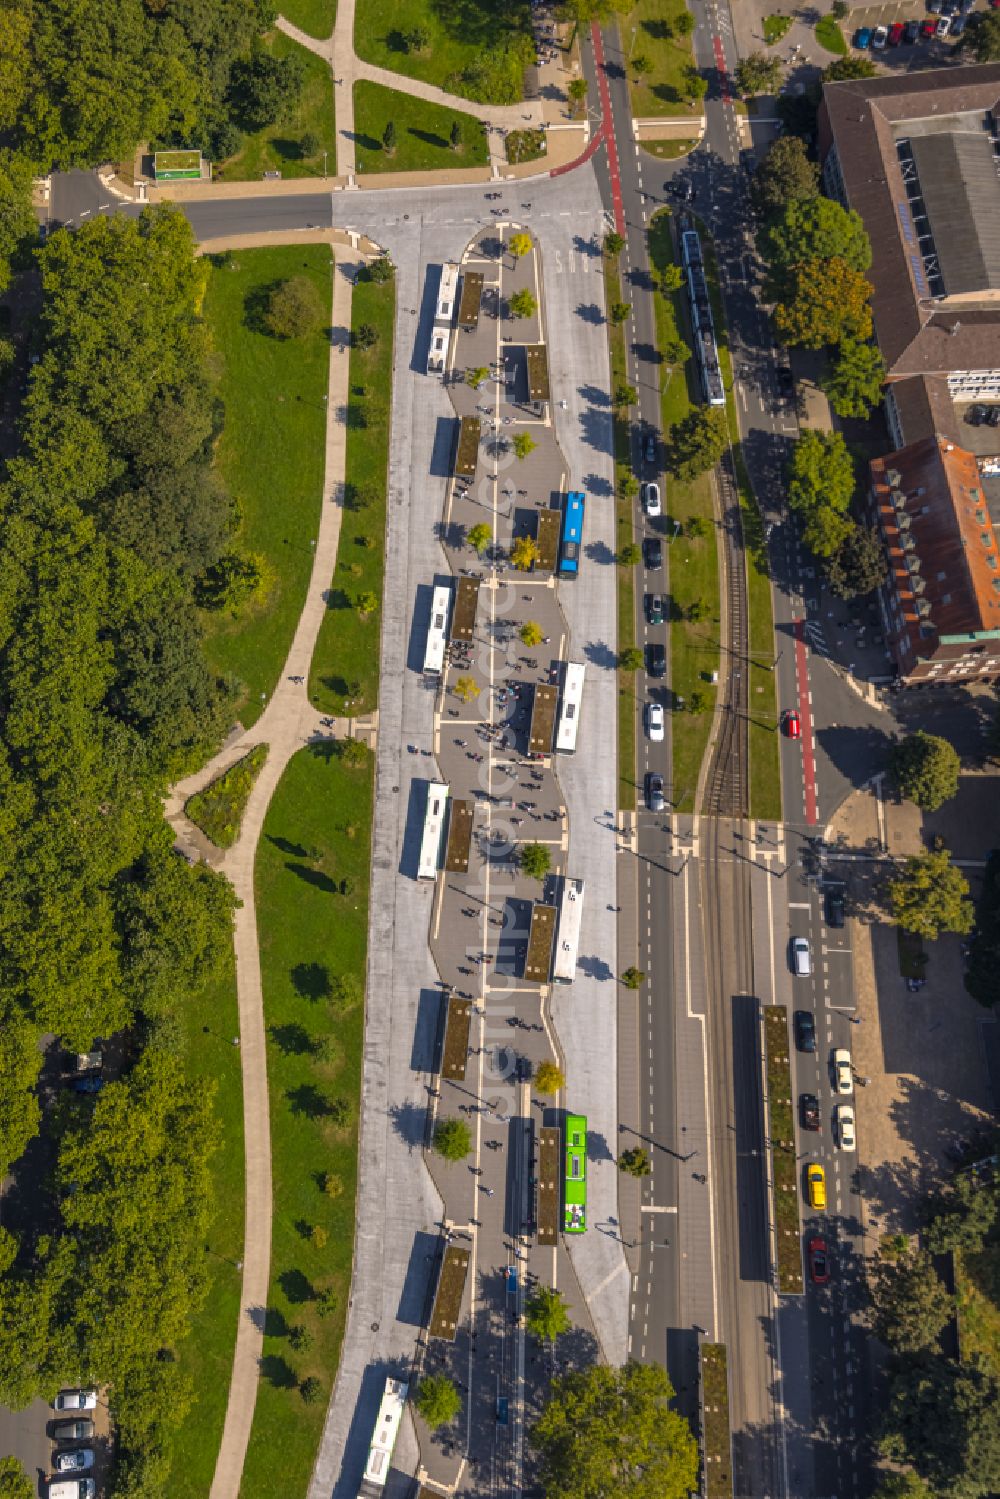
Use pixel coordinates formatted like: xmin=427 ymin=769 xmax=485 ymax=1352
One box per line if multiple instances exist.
xmin=322 ymin=150 xmax=328 ymax=179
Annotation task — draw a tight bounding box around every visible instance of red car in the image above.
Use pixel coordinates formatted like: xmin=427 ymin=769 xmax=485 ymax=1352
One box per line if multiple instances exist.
xmin=920 ymin=16 xmax=937 ymax=33
xmin=888 ymin=19 xmax=905 ymax=42
xmin=808 ymin=1237 xmax=830 ymax=1285
xmin=783 ymin=709 xmax=801 ymax=739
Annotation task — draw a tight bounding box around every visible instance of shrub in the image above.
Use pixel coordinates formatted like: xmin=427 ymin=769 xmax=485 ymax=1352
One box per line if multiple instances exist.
xmin=264 ymin=276 xmax=325 ymax=339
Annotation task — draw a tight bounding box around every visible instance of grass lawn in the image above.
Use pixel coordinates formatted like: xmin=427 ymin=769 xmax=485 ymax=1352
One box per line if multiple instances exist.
xmin=353 ymin=82 xmax=489 ymax=175
xmin=186 ymin=745 xmax=268 ymax=849
xmin=202 ymin=246 xmax=332 ymax=729
xmin=956 ymin=1244 xmax=1000 ymax=1374
xmin=279 ymin=0 xmax=337 ymax=38
xmin=309 ymin=268 xmax=394 ymax=717
xmin=605 ymin=253 xmax=637 ymax=814
xmin=696 ymin=222 xmax=781 ymax=821
xmin=216 ymin=31 xmax=335 ymax=181
xmin=241 ymin=742 xmax=372 ymax=1498
xmin=815 ymin=14 xmax=848 ymax=53
xmin=353 ymin=0 xmax=532 ymax=104
xmin=624 ymin=0 xmax=699 ymax=119
xmin=763 ymin=13 xmax=793 ymax=44
xmin=160 ymin=954 xmax=244 ymax=1498
xmin=648 ymin=211 xmax=720 ymax=814
xmin=701 ymin=1344 xmax=734 ymax=1499
xmin=642 ymin=137 xmax=699 ymax=160
xmin=763 ymin=1005 xmax=804 ymax=1295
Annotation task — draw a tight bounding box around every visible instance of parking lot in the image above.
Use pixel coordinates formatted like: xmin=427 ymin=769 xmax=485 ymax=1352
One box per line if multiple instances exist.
xmin=847 ymin=0 xmax=987 ymax=50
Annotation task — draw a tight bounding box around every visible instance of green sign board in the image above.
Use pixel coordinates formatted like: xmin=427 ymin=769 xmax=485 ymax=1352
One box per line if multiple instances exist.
xmin=153 ymin=151 xmax=202 ymax=181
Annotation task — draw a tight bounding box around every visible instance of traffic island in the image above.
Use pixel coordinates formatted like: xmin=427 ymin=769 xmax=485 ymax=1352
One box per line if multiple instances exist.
xmin=700 ymin=1343 xmax=733 ymax=1499
xmin=537 ymin=1126 xmax=560 ymax=1246
xmin=429 ymin=1244 xmax=472 ymax=1341
xmin=763 ymin=1006 xmax=804 ymax=1294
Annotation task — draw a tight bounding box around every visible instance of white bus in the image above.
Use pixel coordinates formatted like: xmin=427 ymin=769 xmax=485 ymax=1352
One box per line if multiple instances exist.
xmin=418 ymin=782 xmax=449 ymax=880
xmin=358 ymin=1377 xmax=409 ymax=1496
xmin=423 ymin=583 xmax=452 ymax=675
xmin=427 ymin=261 xmax=459 ymax=373
xmin=555 ymin=662 xmax=586 ymax=754
xmin=552 ymin=877 xmax=584 ymax=984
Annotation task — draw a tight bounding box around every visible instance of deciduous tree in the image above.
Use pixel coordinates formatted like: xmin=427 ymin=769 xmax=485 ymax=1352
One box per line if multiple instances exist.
xmin=526 ymin=1286 xmax=571 ymax=1343
xmin=666 ymin=407 xmax=729 ymax=481
xmin=880 ymin=1355 xmax=1000 ymax=1499
xmin=531 ymin=1362 xmax=698 ymax=1499
xmin=264 ymin=276 xmax=325 ymax=338
xmin=513 ymin=432 xmax=537 ymax=460
xmin=764 ymin=195 xmax=872 ymax=279
xmin=889 ymin=731 xmax=960 ymax=812
xmin=534 ymin=1060 xmax=565 ymax=1094
xmin=467 ymin=522 xmax=492 ymax=553
xmin=825 ymin=525 xmax=887 ymax=600
xmin=752 ymin=136 xmax=820 ymax=216
xmin=924 ymin=1171 xmax=1000 ymax=1255
xmin=434 ymin=1117 xmax=472 ymax=1161
xmin=772 ymin=256 xmax=873 ymax=349
xmin=735 ymin=52 xmax=783 ymax=97
xmin=414 ymin=1373 xmax=462 ymax=1428
xmin=511 ymin=534 xmax=539 ymax=568
xmin=822 ymin=338 xmax=885 ymax=417
xmin=869 ymin=1250 xmax=953 ymax=1353
xmin=620 ymin=647 xmax=644 ymax=671
xmin=520 ymin=842 xmax=551 ymax=880
xmin=887 ymin=847 xmax=974 ymax=943
xmin=619 ymin=1146 xmax=652 ymax=1177
xmin=509 ymin=288 xmax=538 ymax=319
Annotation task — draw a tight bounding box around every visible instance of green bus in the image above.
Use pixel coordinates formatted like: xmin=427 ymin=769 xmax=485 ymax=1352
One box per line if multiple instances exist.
xmin=564 ymin=1113 xmax=587 ymax=1233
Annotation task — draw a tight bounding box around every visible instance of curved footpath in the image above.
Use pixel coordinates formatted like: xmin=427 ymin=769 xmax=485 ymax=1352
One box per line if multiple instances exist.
xmin=165 ymin=251 xmax=368 ymax=1499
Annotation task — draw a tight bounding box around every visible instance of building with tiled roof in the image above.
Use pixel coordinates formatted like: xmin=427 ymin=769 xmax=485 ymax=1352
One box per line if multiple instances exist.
xmin=870 ymin=435 xmax=1000 ymax=682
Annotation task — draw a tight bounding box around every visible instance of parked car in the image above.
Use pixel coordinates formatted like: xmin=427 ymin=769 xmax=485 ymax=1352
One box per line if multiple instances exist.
xmin=643 ymin=536 xmax=663 ymax=570
xmin=935 ymin=16 xmax=952 ymax=36
xmin=988 ymin=405 xmax=1000 ymax=427
xmin=645 ymin=592 xmax=664 ymax=624
xmin=643 ymin=481 xmax=662 ymax=517
xmin=920 ymin=16 xmax=938 ymax=33
xmin=904 ymin=17 xmax=921 ymax=40
xmin=53 ymin=1421 xmax=95 ymax=1442
xmin=854 ymin=24 xmax=873 ymax=45
xmin=833 ymin=1048 xmax=853 ymax=1094
xmin=794 ymin=1010 xmax=817 ymax=1052
xmin=646 ymin=702 xmax=665 ymax=742
xmin=807 ymin=1162 xmax=827 ymax=1211
xmin=670 ymin=178 xmax=695 ymax=202
xmin=825 ymin=885 xmax=846 ymax=928
xmin=776 ymin=364 xmax=794 ymax=397
xmin=646 ymin=772 xmax=665 ymax=812
xmin=54 ymin=1451 xmax=95 ymax=1474
xmin=646 ymin=642 xmax=666 ymax=678
xmin=644 ymin=432 xmax=657 ymax=464
xmin=967 ymin=403 xmax=988 ymax=425
xmin=54 ymin=1391 xmax=98 ymax=1413
xmin=791 ymin=937 xmax=812 ymax=978
xmin=783 ymin=709 xmax=801 ymax=739
xmin=71 ymin=1076 xmax=104 ymax=1094
xmin=800 ymin=1092 xmax=821 ymax=1130
xmin=836 ymin=1103 xmax=857 ymax=1152
xmin=873 ymin=23 xmax=889 ymax=45
xmin=808 ymin=1237 xmax=830 ymax=1284
xmin=49 ymin=1483 xmax=96 ymax=1499
xmin=950 ymin=14 xmax=967 ymax=34
xmin=888 ymin=20 xmax=905 ymax=43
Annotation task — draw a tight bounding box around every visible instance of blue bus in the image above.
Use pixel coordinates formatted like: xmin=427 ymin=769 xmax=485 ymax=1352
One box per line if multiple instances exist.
xmin=558 ymin=491 xmax=585 ymax=578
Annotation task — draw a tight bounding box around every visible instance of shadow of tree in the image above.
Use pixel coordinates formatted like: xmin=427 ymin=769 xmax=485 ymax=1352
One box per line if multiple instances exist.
xmin=285 ymin=862 xmax=338 ymax=894
xmin=260 ymin=1355 xmax=298 ymax=1389
xmin=270 ymin=1021 xmax=316 ymax=1055
xmin=287 ymin=1083 xmax=333 ymax=1118
xmin=266 ymin=834 xmax=308 ymax=857
xmin=290 ymin=961 xmax=333 ymax=1003
xmin=279 ymin=1268 xmax=315 ymax=1304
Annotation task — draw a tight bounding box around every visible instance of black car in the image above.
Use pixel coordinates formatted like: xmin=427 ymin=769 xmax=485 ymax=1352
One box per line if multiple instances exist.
xmin=800 ymin=1093 xmax=821 ymax=1132
xmin=646 ymin=642 xmax=666 ymax=678
xmin=904 ymin=17 xmax=920 ymax=40
xmin=967 ymin=404 xmax=988 ymax=426
xmin=644 ymin=432 xmax=657 ymax=464
xmin=950 ymin=13 xmax=968 ymax=33
xmin=988 ymin=406 xmax=1000 ymax=428
xmin=670 ymin=179 xmax=694 ymax=202
xmin=776 ymin=365 xmax=794 ymax=397
xmin=794 ymin=1010 xmax=817 ymax=1053
xmin=825 ymin=886 xmax=846 ymax=928
xmin=643 ymin=536 xmax=663 ymax=570
xmin=646 ymin=772 xmax=665 ymax=812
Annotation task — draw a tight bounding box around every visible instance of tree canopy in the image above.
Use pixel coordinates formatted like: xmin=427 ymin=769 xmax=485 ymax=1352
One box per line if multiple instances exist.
xmin=822 ymin=338 xmax=885 ymax=418
xmin=924 ymin=1170 xmax=1000 ymax=1255
xmin=525 ymin=1285 xmax=571 ymax=1344
xmin=881 ymin=1355 xmax=1000 ymax=1498
xmin=2 ymin=0 xmax=280 ymax=171
xmin=531 ymin=1362 xmax=699 ymax=1499
xmin=772 ymin=255 xmax=874 ymax=349
xmin=887 ymin=847 xmax=974 ymax=942
xmin=889 ymin=731 xmax=961 ymax=812
xmin=764 ymin=196 xmax=872 ymax=280
xmin=752 ymin=136 xmax=820 ymax=217
xmin=786 ymin=429 xmax=856 ymax=558
xmin=666 ymin=407 xmax=729 ymax=481
xmin=734 ymin=52 xmax=783 ymax=97
xmin=869 ymin=1250 xmax=953 ymax=1353
xmin=825 ymin=524 xmax=887 ymax=600
xmin=972 ymin=10 xmax=1000 ymax=60
xmin=413 ymin=1373 xmax=461 ymax=1428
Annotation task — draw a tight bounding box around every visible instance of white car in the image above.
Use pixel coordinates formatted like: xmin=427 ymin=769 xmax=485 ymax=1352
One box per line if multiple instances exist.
xmin=54 ymin=1390 xmax=98 ymax=1412
xmin=54 ymin=1449 xmax=95 ymax=1473
xmin=646 ymin=702 xmax=665 ymax=742
xmin=872 ymin=23 xmax=889 ymax=46
xmin=833 ymin=1048 xmax=853 ymax=1095
xmin=836 ymin=1103 xmax=856 ymax=1152
xmin=643 ymin=481 xmax=662 ymax=517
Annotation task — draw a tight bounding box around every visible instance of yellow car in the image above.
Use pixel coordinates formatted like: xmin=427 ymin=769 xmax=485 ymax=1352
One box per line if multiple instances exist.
xmin=807 ymin=1162 xmax=827 ymax=1211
